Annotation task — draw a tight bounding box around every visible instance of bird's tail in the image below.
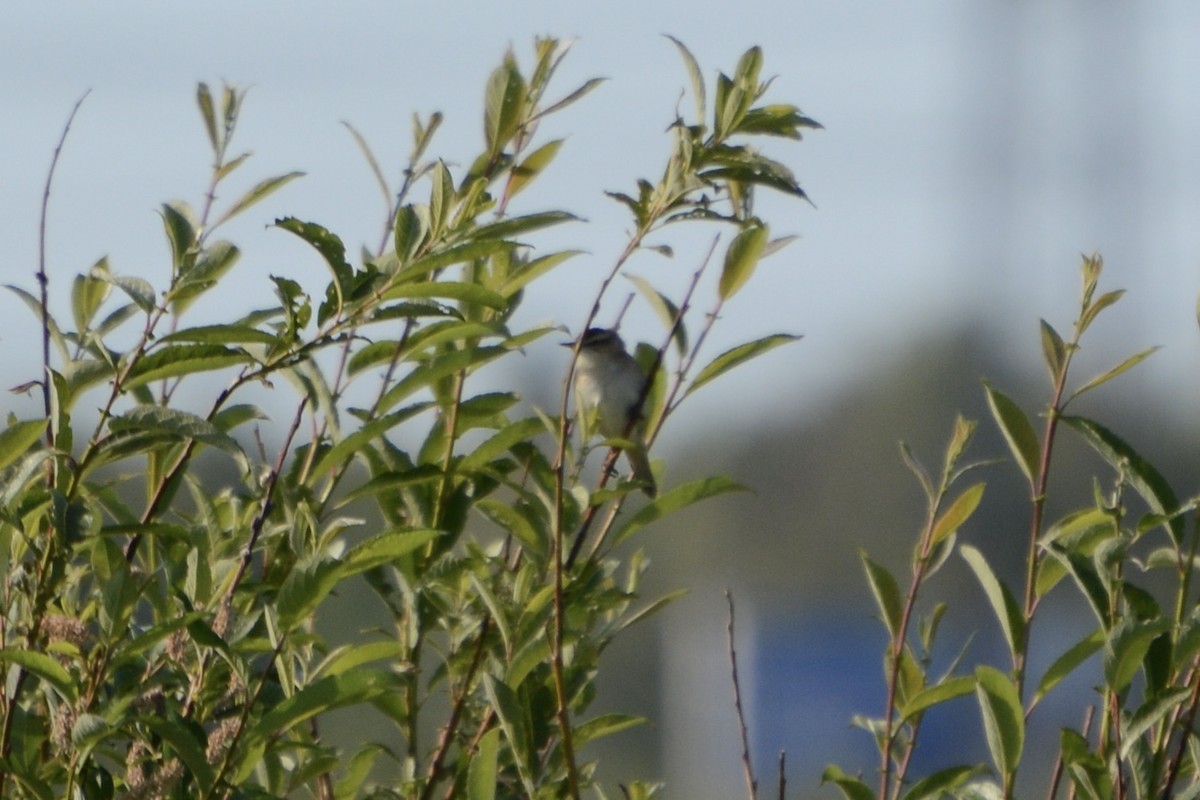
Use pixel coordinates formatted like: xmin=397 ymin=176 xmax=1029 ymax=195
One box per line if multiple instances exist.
xmin=626 ymin=444 xmax=657 ymax=498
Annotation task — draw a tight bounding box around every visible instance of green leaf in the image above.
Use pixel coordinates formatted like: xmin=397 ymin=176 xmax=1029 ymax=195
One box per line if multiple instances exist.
xmin=1039 ymin=319 xmax=1066 ymax=383
xmin=0 ymin=648 xmax=78 ymax=703
xmin=141 ymin=715 xmax=215 ymax=793
xmin=961 ymin=545 xmax=1024 ymax=658
xmin=983 ymin=383 xmax=1040 ymax=487
xmin=483 ymin=674 xmax=537 ymax=797
xmin=574 ymin=713 xmax=647 ymax=747
xmin=277 ymin=557 xmax=342 ymax=630
xmin=339 ymin=528 xmax=442 ymax=575
xmin=0 ymin=419 xmax=47 ymax=472
xmin=382 ymin=281 xmax=507 ymax=311
xmin=1031 ymin=628 xmax=1104 ymax=707
xmin=507 ymin=138 xmax=564 ymax=199
xmin=626 ymin=274 xmax=686 ymax=355
xmin=1067 ymin=347 xmax=1159 ymax=405
xmin=377 ymin=345 xmax=508 ymax=413
xmin=72 ymin=261 xmax=112 ymax=333
xmin=1062 ymin=415 xmax=1183 ymax=543
xmin=158 ymin=323 xmax=277 ymax=346
xmin=1079 ymin=288 xmax=1124 ymax=333
xmin=899 ymin=765 xmax=982 ymax=800
xmin=309 ymin=405 xmax=434 ymax=479
xmin=467 ymin=727 xmax=500 ymax=800
xmin=213 ymin=171 xmax=304 ymax=229
xmin=1104 ymin=616 xmax=1170 ymax=693
xmin=469 ymin=210 xmax=579 ymax=241
xmin=900 ymin=675 xmax=977 ymax=723
xmin=123 ymin=344 xmax=248 ymax=389
xmin=718 ymin=223 xmax=769 ymax=300
xmin=247 ymin=670 xmax=401 ymax=745
xmin=820 ymin=765 xmax=875 ymax=800
xmin=859 ymin=550 xmax=903 ymax=640
xmin=974 ymin=665 xmax=1024 ymax=780
xmin=317 ymin=641 xmax=408 ymax=679
xmin=929 ymin=482 xmax=985 ymax=547
xmin=160 ymin=201 xmax=197 ymax=270
xmin=395 ymin=238 xmax=516 ymax=283
xmin=197 ymin=82 xmax=220 ymax=153
xmin=476 ymin=499 xmax=547 ymax=561
xmin=108 ymin=406 xmax=242 ymax=455
xmin=103 ymin=272 xmax=156 ymax=313
xmin=687 ymin=333 xmax=801 ymax=397
xmin=612 ymin=476 xmax=747 ymax=548
xmin=484 ymin=53 xmax=526 ymax=159
xmin=499 ymin=250 xmax=581 ymax=298
xmin=665 ymin=35 xmax=706 ymax=124
xmin=460 ymin=417 xmax=548 ymax=471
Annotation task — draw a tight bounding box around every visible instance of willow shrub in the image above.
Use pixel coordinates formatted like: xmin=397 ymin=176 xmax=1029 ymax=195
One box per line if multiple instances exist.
xmin=0 ymin=38 xmax=818 ymax=800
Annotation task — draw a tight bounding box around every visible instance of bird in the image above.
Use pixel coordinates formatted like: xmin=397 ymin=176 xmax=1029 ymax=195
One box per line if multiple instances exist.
xmin=564 ymin=327 xmax=657 ymax=497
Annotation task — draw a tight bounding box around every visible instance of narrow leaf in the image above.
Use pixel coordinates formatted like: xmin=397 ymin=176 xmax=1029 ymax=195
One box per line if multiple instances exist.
xmin=213 ymin=172 xmax=304 ymax=229
xmin=627 ymin=274 xmax=686 ymax=355
xmin=975 ymin=665 xmax=1024 ymax=779
xmin=718 ymin=223 xmax=768 ymax=300
xmin=123 ymin=344 xmax=248 ymax=390
xmin=961 ymin=545 xmax=1024 ymax=658
xmin=1031 ymin=628 xmax=1104 ymax=707
xmin=0 ymin=648 xmax=78 ymax=703
xmin=900 ymin=675 xmax=977 ymax=723
xmin=859 ymin=550 xmax=903 ymax=640
xmin=687 ymin=334 xmax=801 ymax=397
xmin=1067 ymin=347 xmax=1159 ymax=405
xmin=929 ymin=482 xmax=985 ymax=547
xmin=1039 ymin=319 xmax=1065 ymax=383
xmin=983 ymin=383 xmax=1040 ymax=487
xmin=665 ymin=35 xmax=706 ymax=123
xmin=612 ymin=476 xmax=747 ymax=548
xmin=0 ymin=419 xmax=48 ymax=472
xmin=467 ymin=728 xmax=500 ymax=800
xmin=339 ymin=529 xmax=443 ymax=575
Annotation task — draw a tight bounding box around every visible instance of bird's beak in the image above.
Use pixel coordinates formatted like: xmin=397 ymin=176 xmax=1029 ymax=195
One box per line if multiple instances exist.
xmin=560 ymin=340 xmax=576 ymax=348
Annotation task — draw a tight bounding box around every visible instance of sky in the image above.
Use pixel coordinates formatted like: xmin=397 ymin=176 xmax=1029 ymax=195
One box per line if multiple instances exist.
xmin=5 ymin=3 xmax=1200 ymax=794
xmin=6 ymin=2 xmax=1199 ymax=437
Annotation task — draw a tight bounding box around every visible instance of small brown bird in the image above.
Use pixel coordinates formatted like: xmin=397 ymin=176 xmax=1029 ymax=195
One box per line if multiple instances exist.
xmin=564 ymin=328 xmax=657 ymax=497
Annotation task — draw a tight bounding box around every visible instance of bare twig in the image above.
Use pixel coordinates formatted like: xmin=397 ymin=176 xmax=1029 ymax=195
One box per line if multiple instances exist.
xmin=776 ymin=751 xmax=787 ymax=800
xmin=726 ymin=590 xmax=757 ymax=800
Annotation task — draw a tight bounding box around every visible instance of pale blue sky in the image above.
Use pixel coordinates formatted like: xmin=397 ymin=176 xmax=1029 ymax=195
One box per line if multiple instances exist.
xmin=4 ymin=2 xmax=1200 ymax=432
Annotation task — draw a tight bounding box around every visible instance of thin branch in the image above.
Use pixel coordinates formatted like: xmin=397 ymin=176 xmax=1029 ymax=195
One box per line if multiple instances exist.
xmin=726 ymin=590 xmax=757 ymax=800
xmin=37 ymin=90 xmax=90 ymax=451
xmin=776 ymin=750 xmax=787 ymax=800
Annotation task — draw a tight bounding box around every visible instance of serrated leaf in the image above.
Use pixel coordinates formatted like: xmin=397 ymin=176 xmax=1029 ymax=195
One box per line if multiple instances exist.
xmin=1067 ymin=347 xmax=1159 ymax=405
xmin=1031 ymin=628 xmax=1103 ymax=707
xmin=983 ymin=383 xmax=1040 ymax=487
xmin=612 ymin=476 xmax=746 ymax=548
xmin=930 ymin=482 xmax=985 ymax=547
xmin=975 ymin=665 xmax=1024 ymax=779
xmin=859 ymin=550 xmax=903 ymax=640
xmin=961 ymin=545 xmax=1024 ymax=658
xmin=123 ymin=344 xmax=248 ymax=390
xmin=687 ymin=333 xmax=800 ymax=397
xmin=718 ymin=223 xmax=768 ymax=300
